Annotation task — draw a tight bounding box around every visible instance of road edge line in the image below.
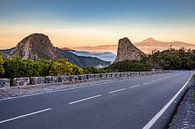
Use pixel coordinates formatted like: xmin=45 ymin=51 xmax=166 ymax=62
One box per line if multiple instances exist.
xmin=142 ymin=72 xmax=193 ymax=129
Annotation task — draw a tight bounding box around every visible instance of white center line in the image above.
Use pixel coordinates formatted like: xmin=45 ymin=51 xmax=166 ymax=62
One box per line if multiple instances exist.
xmin=69 ymin=95 xmax=102 ymax=105
xmin=108 ymin=88 xmax=126 ymax=94
xmin=142 ymin=82 xmax=151 ymax=85
xmin=142 ymin=73 xmax=193 ymax=129
xmin=130 ymin=84 xmax=141 ymax=88
xmin=0 ymin=108 xmax=52 ymax=124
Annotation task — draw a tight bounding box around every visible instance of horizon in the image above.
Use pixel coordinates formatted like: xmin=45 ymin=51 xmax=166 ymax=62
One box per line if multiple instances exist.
xmin=1 ymin=34 xmax=195 ymax=50
xmin=0 ymin=0 xmax=195 ymax=49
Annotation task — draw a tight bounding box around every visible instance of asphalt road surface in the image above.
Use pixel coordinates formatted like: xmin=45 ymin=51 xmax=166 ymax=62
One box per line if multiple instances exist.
xmin=0 ymin=71 xmax=193 ymax=129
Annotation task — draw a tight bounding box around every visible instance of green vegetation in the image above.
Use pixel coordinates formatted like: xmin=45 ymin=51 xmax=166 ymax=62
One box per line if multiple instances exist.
xmin=3 ymin=57 xmax=83 ymax=78
xmin=48 ymin=59 xmax=84 ymax=76
xmin=83 ymin=60 xmax=152 ymax=73
xmin=83 ymin=67 xmax=112 ymax=74
xmin=151 ymin=48 xmax=195 ymax=70
xmin=0 ymin=54 xmax=4 ymax=75
xmin=1 ymin=55 xmax=151 ymax=78
xmin=192 ymin=92 xmax=195 ymax=98
xmin=1 ymin=47 xmax=195 ymax=78
xmin=104 ymin=60 xmax=152 ymax=72
xmin=4 ymin=57 xmax=49 ymax=78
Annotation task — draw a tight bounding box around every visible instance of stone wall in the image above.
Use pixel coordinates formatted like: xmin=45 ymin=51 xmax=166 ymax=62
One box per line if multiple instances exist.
xmin=30 ymin=77 xmax=45 ymax=85
xmin=0 ymin=78 xmax=10 ymax=88
xmin=0 ymin=71 xmax=165 ymax=88
xmin=12 ymin=77 xmax=30 ymax=86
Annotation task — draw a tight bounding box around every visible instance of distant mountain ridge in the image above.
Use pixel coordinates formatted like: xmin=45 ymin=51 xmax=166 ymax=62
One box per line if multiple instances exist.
xmin=0 ymin=33 xmax=110 ymax=67
xmin=73 ymin=38 xmax=195 ymax=54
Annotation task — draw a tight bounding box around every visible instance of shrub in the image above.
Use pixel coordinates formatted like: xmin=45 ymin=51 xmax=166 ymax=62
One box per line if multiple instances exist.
xmin=83 ymin=67 xmax=110 ymax=74
xmin=48 ymin=59 xmax=84 ymax=76
xmin=3 ymin=57 xmax=84 ymax=78
xmin=151 ymin=48 xmax=195 ymax=70
xmin=0 ymin=54 xmax=4 ymax=75
xmin=104 ymin=60 xmax=152 ymax=72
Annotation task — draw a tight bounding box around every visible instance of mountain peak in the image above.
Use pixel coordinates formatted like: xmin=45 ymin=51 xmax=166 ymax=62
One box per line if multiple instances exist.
xmin=119 ymin=37 xmax=133 ymax=45
xmin=21 ymin=33 xmax=50 ymax=44
xmin=142 ymin=38 xmax=157 ymax=43
xmin=10 ymin=33 xmax=59 ymax=59
xmin=2 ymin=33 xmax=110 ymax=67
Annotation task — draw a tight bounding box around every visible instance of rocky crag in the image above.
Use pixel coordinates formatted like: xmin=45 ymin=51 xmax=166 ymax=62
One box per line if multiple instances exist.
xmin=0 ymin=33 xmax=110 ymax=67
xmin=114 ymin=37 xmax=146 ymax=63
xmin=9 ymin=33 xmax=59 ymax=60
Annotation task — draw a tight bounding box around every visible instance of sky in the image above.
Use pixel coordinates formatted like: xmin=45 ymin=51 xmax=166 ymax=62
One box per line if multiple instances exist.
xmin=0 ymin=0 xmax=195 ymax=49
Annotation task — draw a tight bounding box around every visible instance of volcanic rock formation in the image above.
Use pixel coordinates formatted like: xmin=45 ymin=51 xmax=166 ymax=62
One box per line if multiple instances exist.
xmin=9 ymin=33 xmax=59 ymax=59
xmin=114 ymin=37 xmax=145 ymax=63
xmin=0 ymin=33 xmax=110 ymax=67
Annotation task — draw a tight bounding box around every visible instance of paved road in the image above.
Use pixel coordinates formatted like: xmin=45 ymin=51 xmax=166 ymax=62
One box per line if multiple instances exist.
xmin=0 ymin=71 xmax=193 ymax=129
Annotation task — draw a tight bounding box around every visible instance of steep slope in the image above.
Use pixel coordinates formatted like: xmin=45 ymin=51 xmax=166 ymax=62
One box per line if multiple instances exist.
xmin=57 ymin=48 xmax=110 ymax=67
xmin=114 ymin=37 xmax=146 ymax=63
xmin=8 ymin=33 xmax=60 ymax=59
xmin=0 ymin=48 xmax=15 ymax=57
xmin=0 ymin=33 xmax=110 ymax=67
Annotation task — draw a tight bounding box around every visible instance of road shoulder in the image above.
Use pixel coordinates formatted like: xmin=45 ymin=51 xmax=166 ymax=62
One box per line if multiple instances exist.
xmin=168 ymin=85 xmax=195 ymax=129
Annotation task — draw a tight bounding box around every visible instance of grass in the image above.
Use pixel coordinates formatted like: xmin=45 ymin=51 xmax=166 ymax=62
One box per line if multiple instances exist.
xmin=191 ymin=76 xmax=195 ymax=97
xmin=192 ymin=92 xmax=195 ymax=97
xmin=193 ymin=76 xmax=195 ymax=85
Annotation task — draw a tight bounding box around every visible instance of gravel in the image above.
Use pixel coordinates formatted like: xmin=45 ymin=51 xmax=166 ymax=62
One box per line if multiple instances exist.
xmin=169 ymin=86 xmax=195 ymax=129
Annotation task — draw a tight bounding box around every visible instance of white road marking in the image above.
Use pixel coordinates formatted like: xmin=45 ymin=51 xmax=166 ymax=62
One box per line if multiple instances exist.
xmin=151 ymin=80 xmax=157 ymax=83
xmin=142 ymin=73 xmax=193 ymax=129
xmin=0 ymin=108 xmax=52 ymax=124
xmin=130 ymin=84 xmax=141 ymax=88
xmin=108 ymin=88 xmax=126 ymax=94
xmin=0 ymin=86 xmax=84 ymax=102
xmin=143 ymin=82 xmax=151 ymax=85
xmin=69 ymin=95 xmax=101 ymax=105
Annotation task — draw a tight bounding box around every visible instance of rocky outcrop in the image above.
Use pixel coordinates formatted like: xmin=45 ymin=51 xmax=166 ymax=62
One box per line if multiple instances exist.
xmin=114 ymin=37 xmax=146 ymax=63
xmin=0 ymin=33 xmax=110 ymax=67
xmin=9 ymin=33 xmax=59 ymax=60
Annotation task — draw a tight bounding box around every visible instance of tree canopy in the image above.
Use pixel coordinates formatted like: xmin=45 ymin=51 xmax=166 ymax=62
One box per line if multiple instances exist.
xmin=151 ymin=48 xmax=195 ymax=70
xmin=0 ymin=54 xmax=4 ymax=75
